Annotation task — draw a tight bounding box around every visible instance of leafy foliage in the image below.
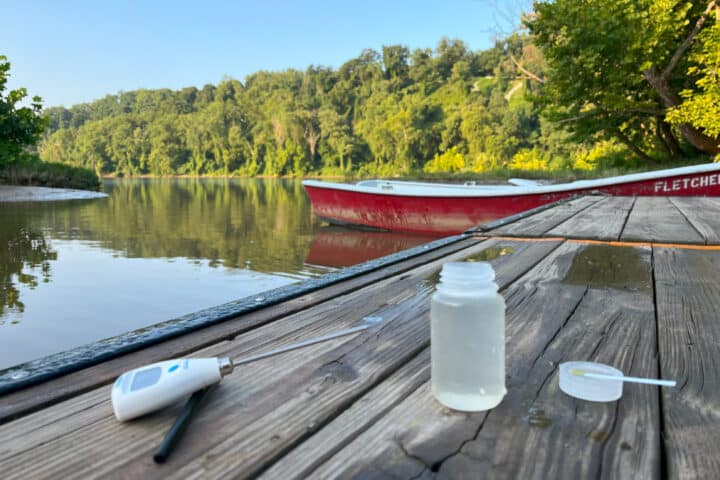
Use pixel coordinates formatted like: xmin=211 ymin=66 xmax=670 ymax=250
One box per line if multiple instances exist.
xmin=527 ymin=0 xmax=720 ymax=160
xmin=0 ymin=56 xmax=48 ymax=166
xmin=424 ymin=146 xmax=466 ymax=172
xmin=0 ymin=155 xmax=100 ymax=189
xmin=667 ymin=19 xmax=720 ymax=139
xmin=40 ymin=37 xmax=575 ymax=177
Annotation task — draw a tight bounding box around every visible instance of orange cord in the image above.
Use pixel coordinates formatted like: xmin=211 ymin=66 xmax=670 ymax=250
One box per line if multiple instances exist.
xmin=482 ymin=235 xmax=720 ymax=251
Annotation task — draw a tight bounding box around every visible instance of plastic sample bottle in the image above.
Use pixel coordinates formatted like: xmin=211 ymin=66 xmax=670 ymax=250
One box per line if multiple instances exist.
xmin=431 ymin=262 xmax=506 ymax=411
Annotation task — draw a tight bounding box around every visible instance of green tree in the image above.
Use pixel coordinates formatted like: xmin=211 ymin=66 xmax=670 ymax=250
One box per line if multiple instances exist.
xmin=0 ymin=55 xmax=47 ymax=165
xmin=318 ymin=106 xmax=355 ymax=173
xmin=667 ymin=17 xmax=720 ymax=140
xmin=35 ymin=36 xmax=586 ymax=177
xmin=527 ymin=0 xmax=720 ymax=160
xmin=147 ymin=117 xmax=187 ymax=175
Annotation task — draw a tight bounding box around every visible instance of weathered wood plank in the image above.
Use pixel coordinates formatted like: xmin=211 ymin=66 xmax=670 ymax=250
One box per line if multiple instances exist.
xmin=0 ymin=239 xmax=562 ymax=479
xmin=446 ymin=246 xmax=659 ymax=480
xmin=548 ymin=196 xmax=635 ymax=241
xmin=312 ymin=243 xmax=660 ymax=479
xmin=312 ymin=380 xmax=484 ymax=480
xmin=258 ymin=349 xmax=432 ymax=480
xmin=0 ymin=236 xmax=482 ymax=424
xmin=668 ymin=197 xmax=720 ymax=245
xmin=654 ymin=247 xmax=720 ymax=479
xmin=155 ymin=240 xmax=561 ymax=480
xmin=489 ymin=196 xmax=605 ymax=237
xmin=468 ymin=196 xmax=582 ymax=233
xmin=620 ymin=197 xmax=704 ymax=244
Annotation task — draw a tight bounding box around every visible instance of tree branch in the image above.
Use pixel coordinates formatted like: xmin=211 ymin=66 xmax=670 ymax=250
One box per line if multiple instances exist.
xmin=662 ymin=0 xmax=717 ymax=79
xmin=552 ymin=107 xmax=664 ymax=125
xmin=510 ymin=54 xmax=545 ymax=83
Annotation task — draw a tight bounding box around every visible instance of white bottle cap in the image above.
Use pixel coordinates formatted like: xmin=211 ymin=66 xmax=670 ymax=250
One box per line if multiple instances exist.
xmin=559 ymin=361 xmax=623 ymax=402
xmin=441 ymin=261 xmax=495 ymax=281
xmin=438 ymin=262 xmax=497 ymax=293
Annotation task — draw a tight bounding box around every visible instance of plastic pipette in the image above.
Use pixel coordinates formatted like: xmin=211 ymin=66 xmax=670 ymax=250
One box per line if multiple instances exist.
xmin=112 ymin=317 xmax=382 ymax=421
xmin=559 ymin=361 xmax=675 ymax=402
xmin=569 ymin=369 xmax=676 ymax=387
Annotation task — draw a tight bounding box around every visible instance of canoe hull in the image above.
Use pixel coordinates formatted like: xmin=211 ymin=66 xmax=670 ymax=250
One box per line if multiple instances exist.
xmin=304 ymin=165 xmax=720 ymax=234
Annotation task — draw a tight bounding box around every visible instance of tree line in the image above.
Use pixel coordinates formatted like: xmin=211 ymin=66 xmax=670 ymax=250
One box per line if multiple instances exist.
xmin=29 ymin=2 xmax=720 ymax=177
xmin=41 ymin=37 xmax=561 ymax=177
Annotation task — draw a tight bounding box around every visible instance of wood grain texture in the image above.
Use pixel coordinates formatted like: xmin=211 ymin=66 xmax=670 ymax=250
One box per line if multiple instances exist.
xmin=620 ymin=197 xmax=704 ymax=244
xmin=258 ymin=349 xmax=432 ymax=480
xmin=160 ymin=240 xmax=560 ymax=480
xmin=654 ymin=247 xmax=720 ymax=479
xmin=548 ymin=196 xmax=635 ymax=241
xmin=0 ymin=237 xmax=481 ymax=424
xmin=468 ymin=196 xmax=581 ymax=233
xmin=0 ymin=239 xmax=561 ymax=480
xmin=313 ymin=243 xmax=660 ymax=479
xmin=667 ymin=197 xmax=720 ymax=245
xmin=312 ymin=380 xmax=486 ymax=480
xmin=489 ymin=196 xmax=605 ymax=238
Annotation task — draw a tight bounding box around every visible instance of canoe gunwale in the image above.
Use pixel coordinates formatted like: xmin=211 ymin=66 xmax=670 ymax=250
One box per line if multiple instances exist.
xmin=302 ymin=163 xmax=720 ymax=198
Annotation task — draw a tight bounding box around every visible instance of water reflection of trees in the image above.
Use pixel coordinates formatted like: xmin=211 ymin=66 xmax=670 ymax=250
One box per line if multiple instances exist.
xmin=0 ymin=209 xmax=57 ymax=318
xmin=97 ymin=179 xmax=317 ymax=271
xmin=1 ymin=179 xmax=316 ymax=323
xmin=9 ymin=179 xmax=318 ymax=274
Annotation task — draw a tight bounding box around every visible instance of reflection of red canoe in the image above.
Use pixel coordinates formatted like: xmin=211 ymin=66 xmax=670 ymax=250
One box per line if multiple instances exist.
xmin=305 ymin=228 xmax=439 ymax=268
xmin=303 ymin=163 xmax=720 ymax=234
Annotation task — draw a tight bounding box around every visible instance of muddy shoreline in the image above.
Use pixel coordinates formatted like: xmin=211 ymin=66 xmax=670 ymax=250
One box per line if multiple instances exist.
xmin=0 ymin=185 xmax=108 ymax=202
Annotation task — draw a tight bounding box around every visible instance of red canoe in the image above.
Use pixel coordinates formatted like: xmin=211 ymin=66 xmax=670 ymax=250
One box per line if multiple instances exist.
xmin=303 ymin=163 xmax=720 ymax=234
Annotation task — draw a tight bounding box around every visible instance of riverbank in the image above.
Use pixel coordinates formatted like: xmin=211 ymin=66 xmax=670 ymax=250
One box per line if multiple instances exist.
xmin=0 ymin=156 xmax=101 ymax=191
xmin=0 ymin=185 xmax=108 ymax=202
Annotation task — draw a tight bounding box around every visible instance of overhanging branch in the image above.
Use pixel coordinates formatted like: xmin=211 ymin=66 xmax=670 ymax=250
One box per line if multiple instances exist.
xmin=552 ymin=107 xmax=663 ymax=125
xmin=510 ymin=54 xmax=545 ymax=84
xmin=662 ymin=0 xmax=717 ymax=79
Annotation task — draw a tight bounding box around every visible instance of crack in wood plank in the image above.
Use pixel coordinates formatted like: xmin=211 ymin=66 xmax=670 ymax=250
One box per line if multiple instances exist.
xmin=617 ymin=195 xmax=637 ymax=241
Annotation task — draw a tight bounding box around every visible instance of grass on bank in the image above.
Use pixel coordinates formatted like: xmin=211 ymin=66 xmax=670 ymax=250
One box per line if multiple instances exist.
xmin=0 ymin=155 xmax=101 ymax=190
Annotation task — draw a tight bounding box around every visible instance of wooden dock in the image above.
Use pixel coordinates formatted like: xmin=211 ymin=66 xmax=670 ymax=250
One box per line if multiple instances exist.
xmin=2 ymin=195 xmax=720 ymax=479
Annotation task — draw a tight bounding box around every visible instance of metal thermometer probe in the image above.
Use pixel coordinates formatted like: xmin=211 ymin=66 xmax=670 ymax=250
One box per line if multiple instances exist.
xmin=111 ymin=318 xmax=382 ymax=421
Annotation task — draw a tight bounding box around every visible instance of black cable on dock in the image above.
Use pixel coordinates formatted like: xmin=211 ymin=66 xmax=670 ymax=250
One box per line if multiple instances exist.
xmin=153 ymin=387 xmax=211 ymax=464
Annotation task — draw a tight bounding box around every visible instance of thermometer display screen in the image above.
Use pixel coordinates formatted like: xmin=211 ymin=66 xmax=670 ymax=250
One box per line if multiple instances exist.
xmin=130 ymin=367 xmax=162 ymax=392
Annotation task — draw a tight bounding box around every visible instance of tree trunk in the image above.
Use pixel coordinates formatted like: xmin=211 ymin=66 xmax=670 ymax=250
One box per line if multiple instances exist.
xmin=304 ymin=118 xmax=320 ymax=159
xmin=244 ymin=138 xmax=256 ymax=161
xmin=644 ymin=68 xmax=720 ymax=154
xmin=656 ymin=116 xmax=682 ymax=159
xmin=677 ymin=124 xmax=720 ymax=155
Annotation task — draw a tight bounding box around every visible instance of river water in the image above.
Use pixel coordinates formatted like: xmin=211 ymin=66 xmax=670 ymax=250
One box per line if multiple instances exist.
xmin=0 ymin=178 xmax=439 ymax=370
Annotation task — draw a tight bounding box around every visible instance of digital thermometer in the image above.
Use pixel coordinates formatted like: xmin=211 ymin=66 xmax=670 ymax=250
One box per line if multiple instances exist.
xmin=112 ymin=357 xmax=233 ymax=421
xmin=111 ymin=320 xmax=381 ymax=421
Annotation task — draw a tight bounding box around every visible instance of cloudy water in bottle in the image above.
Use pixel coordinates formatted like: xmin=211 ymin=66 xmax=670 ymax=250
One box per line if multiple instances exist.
xmin=431 ymin=262 xmax=506 ymax=411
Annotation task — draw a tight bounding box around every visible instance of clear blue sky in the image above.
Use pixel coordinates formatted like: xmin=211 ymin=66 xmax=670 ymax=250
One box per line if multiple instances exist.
xmin=2 ymin=0 xmax=528 ymax=108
